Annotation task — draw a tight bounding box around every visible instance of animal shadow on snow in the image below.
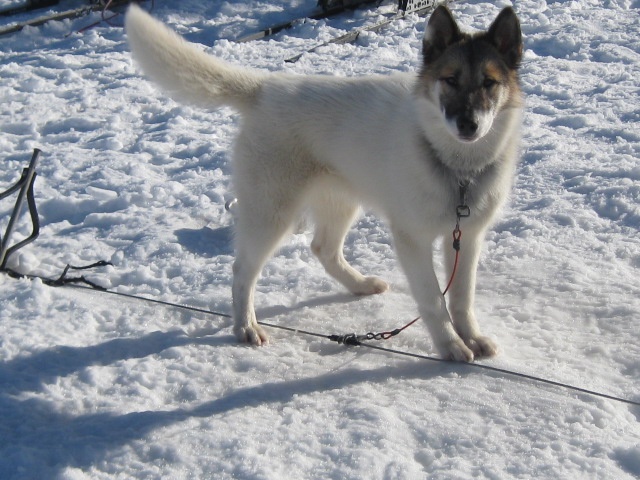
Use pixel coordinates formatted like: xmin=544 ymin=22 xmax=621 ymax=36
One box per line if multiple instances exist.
xmin=175 ymin=225 xmax=234 ymax=257
xmin=0 ymin=328 xmax=459 ymax=478
xmin=255 ymin=292 xmax=364 ymax=321
xmin=0 ymin=329 xmax=231 ymax=477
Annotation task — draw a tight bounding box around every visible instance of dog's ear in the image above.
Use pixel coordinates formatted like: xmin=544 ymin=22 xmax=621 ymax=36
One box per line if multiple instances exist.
xmin=422 ymin=5 xmax=462 ymax=64
xmin=486 ymin=7 xmax=523 ymax=69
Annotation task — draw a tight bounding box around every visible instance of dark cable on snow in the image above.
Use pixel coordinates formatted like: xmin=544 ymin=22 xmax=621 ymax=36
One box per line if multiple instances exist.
xmin=46 ymin=282 xmax=640 ymax=408
xmin=1 ymin=256 xmax=637 ymax=407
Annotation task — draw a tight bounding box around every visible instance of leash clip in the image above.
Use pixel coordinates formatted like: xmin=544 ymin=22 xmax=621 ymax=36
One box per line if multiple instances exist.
xmin=456 ymin=179 xmax=471 ymax=219
xmin=456 ymin=204 xmax=471 ymax=218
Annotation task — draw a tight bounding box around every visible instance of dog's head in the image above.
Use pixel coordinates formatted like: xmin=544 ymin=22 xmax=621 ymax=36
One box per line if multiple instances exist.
xmin=419 ymin=6 xmax=523 ymax=143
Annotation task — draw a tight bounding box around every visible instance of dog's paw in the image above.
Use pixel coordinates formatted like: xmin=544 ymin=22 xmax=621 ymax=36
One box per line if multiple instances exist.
xmin=234 ymin=323 xmax=269 ymax=346
xmin=352 ymin=276 xmax=389 ymax=296
xmin=465 ymin=336 xmax=498 ymax=358
xmin=442 ymin=338 xmax=475 ymax=362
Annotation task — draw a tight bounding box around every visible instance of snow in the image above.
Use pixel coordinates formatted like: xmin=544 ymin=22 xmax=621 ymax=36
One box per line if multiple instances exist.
xmin=0 ymin=0 xmax=638 ymax=478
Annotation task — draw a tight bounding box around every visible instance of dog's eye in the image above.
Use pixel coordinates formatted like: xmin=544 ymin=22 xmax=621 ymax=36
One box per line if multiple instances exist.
xmin=442 ymin=76 xmax=458 ymax=88
xmin=483 ymin=78 xmax=497 ymax=89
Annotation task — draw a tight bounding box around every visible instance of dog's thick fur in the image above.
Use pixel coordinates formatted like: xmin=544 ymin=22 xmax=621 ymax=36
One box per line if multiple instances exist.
xmin=125 ymin=5 xmax=523 ymax=362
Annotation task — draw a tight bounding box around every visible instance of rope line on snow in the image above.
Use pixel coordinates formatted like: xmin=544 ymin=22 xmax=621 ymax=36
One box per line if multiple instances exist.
xmin=40 ymin=280 xmax=636 ymax=408
xmin=0 ymin=245 xmax=637 ymax=406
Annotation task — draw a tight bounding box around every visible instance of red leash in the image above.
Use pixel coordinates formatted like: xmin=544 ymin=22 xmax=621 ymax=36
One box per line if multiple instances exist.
xmin=351 ymin=181 xmax=470 ymax=343
xmin=330 ymin=222 xmax=464 ymax=345
xmin=442 ymin=225 xmax=462 ymax=296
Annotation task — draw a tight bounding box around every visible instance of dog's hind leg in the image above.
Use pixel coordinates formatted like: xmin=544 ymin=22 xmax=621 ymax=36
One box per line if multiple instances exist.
xmin=309 ymin=185 xmax=388 ymax=296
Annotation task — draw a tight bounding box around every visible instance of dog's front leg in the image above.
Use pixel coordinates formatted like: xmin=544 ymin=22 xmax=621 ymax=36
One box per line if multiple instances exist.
xmin=392 ymin=229 xmax=475 ymax=362
xmin=444 ymin=228 xmax=498 ymax=358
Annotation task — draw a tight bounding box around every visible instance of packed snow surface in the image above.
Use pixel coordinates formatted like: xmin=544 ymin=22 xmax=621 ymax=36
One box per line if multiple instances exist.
xmin=0 ymin=0 xmax=638 ymax=478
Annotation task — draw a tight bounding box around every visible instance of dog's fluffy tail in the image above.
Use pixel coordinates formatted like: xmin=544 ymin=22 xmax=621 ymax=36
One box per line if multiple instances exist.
xmin=125 ymin=5 xmax=264 ymax=111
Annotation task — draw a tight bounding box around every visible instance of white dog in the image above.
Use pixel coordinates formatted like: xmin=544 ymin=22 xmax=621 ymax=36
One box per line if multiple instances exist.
xmin=125 ymin=5 xmax=523 ymax=361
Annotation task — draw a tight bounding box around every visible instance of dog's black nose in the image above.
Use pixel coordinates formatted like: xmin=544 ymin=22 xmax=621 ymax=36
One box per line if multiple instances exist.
xmin=456 ymin=117 xmax=478 ymax=138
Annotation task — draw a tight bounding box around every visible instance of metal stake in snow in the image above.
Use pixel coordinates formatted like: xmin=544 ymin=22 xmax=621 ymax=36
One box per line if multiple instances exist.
xmin=0 ymin=148 xmax=41 ymax=270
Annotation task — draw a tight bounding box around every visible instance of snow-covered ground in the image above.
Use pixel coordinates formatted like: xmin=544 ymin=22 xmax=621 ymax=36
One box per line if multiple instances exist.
xmin=0 ymin=0 xmax=638 ymax=478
